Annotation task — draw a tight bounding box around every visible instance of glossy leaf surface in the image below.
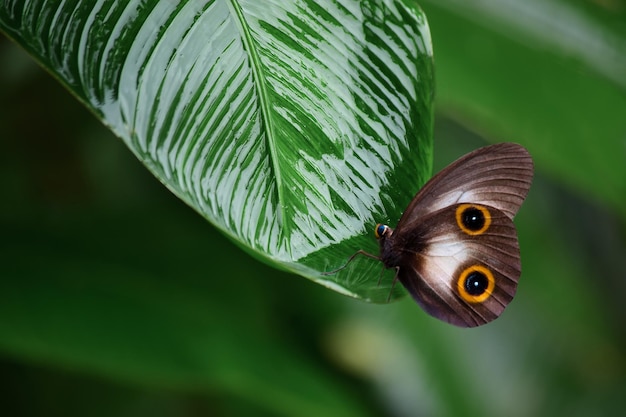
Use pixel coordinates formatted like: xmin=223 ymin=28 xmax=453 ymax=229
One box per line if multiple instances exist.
xmin=0 ymin=0 xmax=435 ymax=301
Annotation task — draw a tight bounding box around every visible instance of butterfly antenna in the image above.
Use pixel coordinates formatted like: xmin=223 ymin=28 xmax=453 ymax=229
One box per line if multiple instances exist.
xmin=386 ymin=266 xmax=401 ymax=303
xmin=321 ymin=250 xmax=380 ymax=275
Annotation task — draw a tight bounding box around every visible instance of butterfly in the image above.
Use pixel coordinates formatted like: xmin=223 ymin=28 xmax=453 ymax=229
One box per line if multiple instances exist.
xmin=331 ymin=143 xmax=534 ymax=327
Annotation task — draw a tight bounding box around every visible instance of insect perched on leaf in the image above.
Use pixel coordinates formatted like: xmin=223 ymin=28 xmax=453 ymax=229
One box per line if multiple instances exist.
xmin=327 ymin=143 xmax=534 ymax=327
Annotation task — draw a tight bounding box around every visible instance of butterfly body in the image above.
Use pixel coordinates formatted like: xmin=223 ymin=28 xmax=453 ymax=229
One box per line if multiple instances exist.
xmin=369 ymin=143 xmax=533 ymax=327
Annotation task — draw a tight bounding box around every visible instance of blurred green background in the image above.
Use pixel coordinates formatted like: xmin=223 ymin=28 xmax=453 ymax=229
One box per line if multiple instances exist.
xmin=1 ymin=1 xmax=626 ymax=416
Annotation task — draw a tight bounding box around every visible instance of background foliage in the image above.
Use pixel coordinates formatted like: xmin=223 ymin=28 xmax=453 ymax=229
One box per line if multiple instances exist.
xmin=1 ymin=1 xmax=626 ymax=416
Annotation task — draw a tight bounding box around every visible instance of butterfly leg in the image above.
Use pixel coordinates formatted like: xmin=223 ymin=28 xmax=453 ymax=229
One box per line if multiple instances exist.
xmin=376 ymin=264 xmax=386 ymax=286
xmin=386 ymin=266 xmax=401 ymax=302
xmin=321 ymin=250 xmax=380 ymax=275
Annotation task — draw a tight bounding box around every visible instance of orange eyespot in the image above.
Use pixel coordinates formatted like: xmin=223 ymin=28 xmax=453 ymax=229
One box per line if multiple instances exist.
xmin=457 ymin=265 xmax=495 ymax=303
xmin=375 ymin=224 xmax=388 ymax=239
xmin=456 ymin=204 xmax=491 ymax=235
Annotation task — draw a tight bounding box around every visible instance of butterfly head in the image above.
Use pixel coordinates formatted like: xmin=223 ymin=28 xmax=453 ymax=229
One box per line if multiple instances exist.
xmin=374 ymin=223 xmax=393 ymax=239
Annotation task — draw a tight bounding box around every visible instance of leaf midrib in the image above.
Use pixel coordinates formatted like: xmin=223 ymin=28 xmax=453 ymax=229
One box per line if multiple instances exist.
xmin=228 ymin=1 xmax=287 ymax=256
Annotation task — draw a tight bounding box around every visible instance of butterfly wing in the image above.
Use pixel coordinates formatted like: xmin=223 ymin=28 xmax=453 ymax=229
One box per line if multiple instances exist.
xmin=398 ymin=143 xmax=533 ymax=225
xmin=394 ymin=204 xmax=521 ymax=327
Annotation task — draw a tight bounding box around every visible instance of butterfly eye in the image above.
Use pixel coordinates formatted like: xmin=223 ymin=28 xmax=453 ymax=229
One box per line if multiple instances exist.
xmin=375 ymin=224 xmax=388 ymax=239
xmin=457 ymin=265 xmax=495 ymax=303
xmin=456 ymin=204 xmax=491 ymax=235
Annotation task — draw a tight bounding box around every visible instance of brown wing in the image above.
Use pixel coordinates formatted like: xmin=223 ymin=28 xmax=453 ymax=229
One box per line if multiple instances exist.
xmin=398 ymin=143 xmax=533 ymax=226
xmin=393 ymin=204 xmax=521 ymax=327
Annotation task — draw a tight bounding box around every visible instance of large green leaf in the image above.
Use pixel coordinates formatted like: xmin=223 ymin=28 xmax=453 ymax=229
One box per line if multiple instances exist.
xmin=0 ymin=0 xmax=434 ymax=301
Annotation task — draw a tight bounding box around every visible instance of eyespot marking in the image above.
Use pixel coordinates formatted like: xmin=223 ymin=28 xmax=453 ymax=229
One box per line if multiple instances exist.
xmin=457 ymin=265 xmax=495 ymax=303
xmin=456 ymin=204 xmax=491 ymax=235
